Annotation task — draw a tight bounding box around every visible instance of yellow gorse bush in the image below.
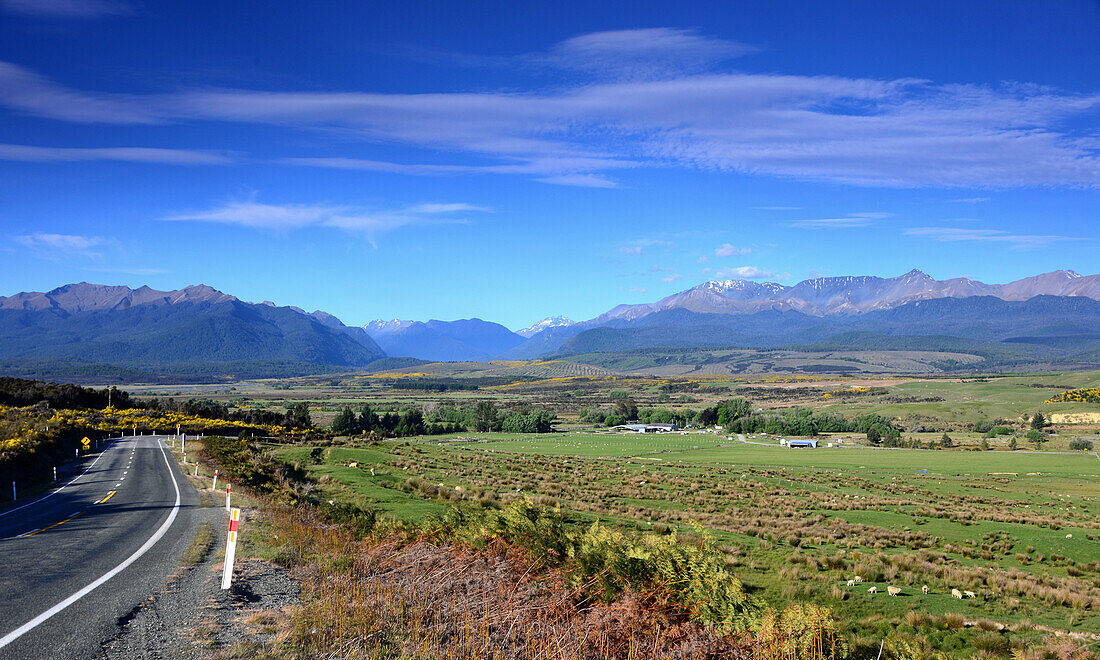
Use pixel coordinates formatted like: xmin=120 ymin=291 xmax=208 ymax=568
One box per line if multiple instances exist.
xmin=0 ymin=404 xmax=297 ymax=452
xmin=1045 ymin=388 xmax=1100 ymax=404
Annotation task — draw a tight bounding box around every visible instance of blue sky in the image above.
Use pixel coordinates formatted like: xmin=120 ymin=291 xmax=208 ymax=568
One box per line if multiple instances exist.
xmin=1 ymin=0 xmax=1098 ymax=330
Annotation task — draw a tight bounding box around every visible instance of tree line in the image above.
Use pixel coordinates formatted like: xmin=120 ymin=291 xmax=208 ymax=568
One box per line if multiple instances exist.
xmin=330 ymin=400 xmax=556 ymax=437
xmin=581 ymin=397 xmax=902 ymax=444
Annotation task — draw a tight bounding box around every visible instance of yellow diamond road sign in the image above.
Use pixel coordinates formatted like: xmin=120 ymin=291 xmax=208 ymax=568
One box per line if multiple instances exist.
xmin=81 ymin=436 xmax=91 ymax=449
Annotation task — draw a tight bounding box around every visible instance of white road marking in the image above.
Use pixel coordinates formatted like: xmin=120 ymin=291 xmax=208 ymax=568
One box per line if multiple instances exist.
xmin=0 ymin=439 xmax=181 ymax=650
xmin=0 ymin=439 xmax=118 ymax=518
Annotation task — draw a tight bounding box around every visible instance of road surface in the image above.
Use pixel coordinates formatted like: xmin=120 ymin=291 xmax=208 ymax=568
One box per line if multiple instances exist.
xmin=0 ymin=435 xmax=201 ymax=659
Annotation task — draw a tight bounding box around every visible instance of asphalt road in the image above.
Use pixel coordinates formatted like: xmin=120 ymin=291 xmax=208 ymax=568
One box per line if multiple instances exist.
xmin=0 ymin=435 xmax=202 ymax=659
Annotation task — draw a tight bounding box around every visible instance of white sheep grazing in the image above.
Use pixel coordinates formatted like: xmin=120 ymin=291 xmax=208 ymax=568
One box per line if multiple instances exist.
xmin=964 ymin=590 xmax=976 ymax=599
xmin=846 ymin=579 xmax=856 ymax=587
xmin=887 ymin=586 xmax=901 ymax=596
xmin=951 ymin=588 xmax=964 ymax=599
xmin=854 ymin=576 xmax=864 ymax=583
xmin=1066 ymin=533 xmax=1073 ymax=539
xmin=867 ymin=586 xmax=878 ymax=594
xmin=922 ymin=585 xmax=930 ymax=594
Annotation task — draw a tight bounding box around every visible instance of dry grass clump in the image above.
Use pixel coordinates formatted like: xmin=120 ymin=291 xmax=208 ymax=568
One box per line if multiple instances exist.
xmin=264 ymin=503 xmax=755 ymax=659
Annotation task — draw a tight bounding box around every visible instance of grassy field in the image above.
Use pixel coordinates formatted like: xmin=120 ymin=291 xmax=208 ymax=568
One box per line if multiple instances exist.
xmin=114 ymin=363 xmax=1100 ymax=652
xmin=273 ymin=432 xmax=1100 ymax=647
xmin=120 ymin=366 xmax=1100 ymax=436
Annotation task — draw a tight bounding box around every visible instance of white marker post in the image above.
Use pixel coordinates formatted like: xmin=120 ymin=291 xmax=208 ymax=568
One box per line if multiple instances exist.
xmin=11 ymin=482 xmax=15 ymax=502
xmin=181 ymin=435 xmax=185 ymax=455
xmin=211 ymin=469 xmax=219 ymax=492
xmin=225 ymin=483 xmax=232 ymax=512
xmin=194 ymin=464 xmax=198 ymax=476
xmin=53 ymin=467 xmax=57 ymax=481
xmin=221 ymin=508 xmax=240 ymax=590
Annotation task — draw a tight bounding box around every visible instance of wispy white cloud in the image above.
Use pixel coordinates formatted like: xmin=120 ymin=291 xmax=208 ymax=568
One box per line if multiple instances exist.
xmin=618 ymin=246 xmax=643 ymax=255
xmin=947 ymin=197 xmax=991 ymax=203
xmin=661 ymin=273 xmax=684 ymax=284
xmin=715 ymin=242 xmax=752 ymax=257
xmin=281 ymin=156 xmax=634 ymax=188
xmin=535 ymin=28 xmax=758 ymax=80
xmin=1 ymin=0 xmax=131 ymax=18
xmin=163 ymin=199 xmax=486 ymax=236
xmin=14 ymin=232 xmax=113 ymax=258
xmin=903 ymin=227 xmax=1075 ymax=249
xmin=715 ymin=265 xmax=789 ymax=280
xmin=2 ymin=27 xmax=1099 ymax=188
xmin=535 ymin=173 xmax=618 ymax=188
xmin=791 ymin=212 xmax=892 ymax=229
xmin=0 ymin=62 xmax=161 ymax=123
xmin=0 ymin=143 xmax=230 ymax=164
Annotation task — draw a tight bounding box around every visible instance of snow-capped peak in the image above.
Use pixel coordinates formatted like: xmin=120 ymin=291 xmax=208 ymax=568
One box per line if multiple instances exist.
xmin=517 ymin=316 xmax=574 ymax=338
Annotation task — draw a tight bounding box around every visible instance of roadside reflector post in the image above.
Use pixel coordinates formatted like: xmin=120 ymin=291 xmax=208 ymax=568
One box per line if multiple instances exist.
xmin=53 ymin=467 xmax=57 ymax=481
xmin=225 ymin=483 xmax=232 ymax=512
xmin=11 ymin=482 xmax=15 ymax=502
xmin=181 ymin=435 xmax=186 ymax=454
xmin=221 ymin=508 xmax=240 ymax=590
xmin=194 ymin=464 xmax=198 ymax=476
xmin=212 ymin=469 xmax=219 ymax=492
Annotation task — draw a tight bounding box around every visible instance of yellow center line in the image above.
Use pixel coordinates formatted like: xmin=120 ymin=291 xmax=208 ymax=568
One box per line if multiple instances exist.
xmin=17 ymin=490 xmax=116 ymax=538
xmin=22 ymin=511 xmax=84 ymax=538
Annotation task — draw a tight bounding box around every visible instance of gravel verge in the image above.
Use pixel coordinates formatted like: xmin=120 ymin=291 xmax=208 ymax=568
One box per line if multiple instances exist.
xmin=99 ymin=499 xmax=299 ymax=659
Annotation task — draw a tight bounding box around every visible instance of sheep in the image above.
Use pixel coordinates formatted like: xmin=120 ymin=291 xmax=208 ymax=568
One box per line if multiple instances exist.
xmin=887 ymin=586 xmax=902 ymax=597
xmin=846 ymin=579 xmax=856 ymax=587
xmin=867 ymin=586 xmax=878 ymax=594
xmin=952 ymin=588 xmax=964 ymax=599
xmin=1066 ymin=533 xmax=1073 ymax=539
xmin=854 ymin=576 xmax=864 ymax=583
xmin=964 ymin=590 xmax=976 ymax=598
xmin=922 ymin=585 xmax=930 ymax=594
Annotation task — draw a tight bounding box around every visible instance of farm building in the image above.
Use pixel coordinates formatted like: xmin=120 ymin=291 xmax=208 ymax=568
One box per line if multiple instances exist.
xmin=783 ymin=439 xmax=819 ymax=448
xmin=611 ymin=423 xmax=679 ymax=433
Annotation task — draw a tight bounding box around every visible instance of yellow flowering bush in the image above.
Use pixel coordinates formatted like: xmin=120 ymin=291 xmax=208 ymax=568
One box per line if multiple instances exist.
xmin=1045 ymin=388 xmax=1100 ymax=404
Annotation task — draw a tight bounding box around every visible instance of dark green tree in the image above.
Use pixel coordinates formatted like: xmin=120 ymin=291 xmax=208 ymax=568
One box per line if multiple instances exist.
xmin=940 ymin=432 xmax=954 ymax=448
xmin=867 ymin=427 xmax=881 ymax=445
xmin=1031 ymin=412 xmax=1047 ymax=430
xmin=284 ymin=402 xmax=312 ymax=428
xmin=331 ymin=406 xmax=359 ymax=435
xmin=613 ymin=397 xmax=639 ymax=421
xmin=358 ymin=404 xmax=379 ymax=432
xmin=473 ymin=400 xmax=501 ymax=432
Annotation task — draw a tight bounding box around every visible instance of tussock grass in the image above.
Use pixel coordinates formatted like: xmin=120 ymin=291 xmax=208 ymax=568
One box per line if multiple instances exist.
xmin=180 ymin=521 xmax=216 ymax=567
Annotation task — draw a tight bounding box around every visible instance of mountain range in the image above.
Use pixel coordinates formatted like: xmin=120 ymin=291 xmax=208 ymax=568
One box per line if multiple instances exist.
xmin=0 ymin=283 xmax=384 ymax=381
xmin=363 ymin=318 xmax=525 ymax=362
xmin=504 ymin=269 xmax=1100 ymax=358
xmin=2 ymin=269 xmax=1100 ymax=381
